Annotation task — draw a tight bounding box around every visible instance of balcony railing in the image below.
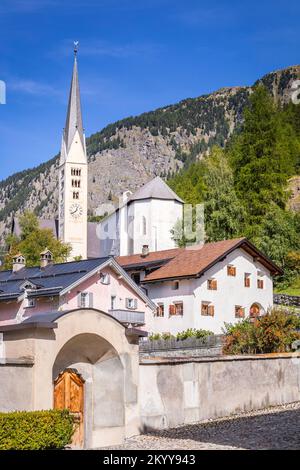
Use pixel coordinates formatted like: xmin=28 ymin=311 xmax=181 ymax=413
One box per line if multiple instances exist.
xmin=108 ymin=309 xmax=145 ymax=325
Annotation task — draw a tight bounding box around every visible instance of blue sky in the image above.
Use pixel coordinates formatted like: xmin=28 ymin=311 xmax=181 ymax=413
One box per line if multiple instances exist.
xmin=0 ymin=0 xmax=300 ymax=180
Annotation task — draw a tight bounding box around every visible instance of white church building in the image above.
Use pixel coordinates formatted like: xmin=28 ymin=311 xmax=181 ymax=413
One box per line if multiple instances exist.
xmin=98 ymin=176 xmax=183 ymax=257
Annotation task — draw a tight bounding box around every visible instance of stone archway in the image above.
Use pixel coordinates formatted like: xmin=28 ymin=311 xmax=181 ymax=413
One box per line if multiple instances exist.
xmin=4 ymin=308 xmax=141 ymax=448
xmin=52 ymin=332 xmax=125 ymax=448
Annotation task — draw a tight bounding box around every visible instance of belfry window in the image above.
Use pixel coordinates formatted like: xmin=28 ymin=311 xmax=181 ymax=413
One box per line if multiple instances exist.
xmin=71 ymin=168 xmax=82 ymax=177
xmin=73 ymin=191 xmax=79 ymax=200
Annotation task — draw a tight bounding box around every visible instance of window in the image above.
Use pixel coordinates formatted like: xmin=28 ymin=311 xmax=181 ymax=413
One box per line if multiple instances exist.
xmin=201 ymin=302 xmax=215 ymax=316
xmin=100 ymin=272 xmax=110 ymax=285
xmin=207 ymin=279 xmax=217 ymax=290
xmin=131 ymin=273 xmax=140 ymax=285
xmin=126 ymin=298 xmax=137 ymax=310
xmin=171 ymin=281 xmax=179 ymax=290
xmin=78 ymin=292 xmax=93 ymax=308
xmin=244 ymin=273 xmax=251 ymax=288
xmin=169 ymin=302 xmax=183 ymax=316
xmin=25 ymin=298 xmax=36 ymax=308
xmin=71 ymin=168 xmax=81 ymax=177
xmin=257 ymin=279 xmax=264 ymax=289
xmin=235 ymin=305 xmax=245 ymax=318
xmin=227 ymin=265 xmax=236 ymax=276
xmin=111 ymin=295 xmax=116 ymax=310
xmin=156 ymin=303 xmax=164 ymax=317
xmin=142 ymin=216 xmax=147 ymax=236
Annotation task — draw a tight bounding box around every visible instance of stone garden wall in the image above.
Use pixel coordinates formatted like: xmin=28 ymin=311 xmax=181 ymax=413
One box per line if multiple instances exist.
xmin=139 ymin=353 xmax=300 ymax=430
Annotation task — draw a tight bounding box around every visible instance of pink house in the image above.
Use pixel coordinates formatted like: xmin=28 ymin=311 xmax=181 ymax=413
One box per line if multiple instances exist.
xmin=0 ymin=251 xmax=155 ymax=329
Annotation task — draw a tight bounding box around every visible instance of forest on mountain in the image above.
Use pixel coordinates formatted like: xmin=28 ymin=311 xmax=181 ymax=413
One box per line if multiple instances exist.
xmin=168 ymin=85 xmax=300 ymax=292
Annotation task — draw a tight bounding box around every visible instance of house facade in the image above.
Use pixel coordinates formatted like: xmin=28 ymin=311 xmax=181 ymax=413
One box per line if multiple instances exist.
xmin=118 ymin=238 xmax=282 ymax=335
xmin=0 ymin=251 xmax=155 ymax=328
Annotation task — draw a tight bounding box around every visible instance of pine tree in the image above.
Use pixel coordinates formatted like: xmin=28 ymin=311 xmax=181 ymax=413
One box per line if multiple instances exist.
xmin=229 ymin=85 xmax=299 ymax=228
xmin=203 ymin=147 xmax=246 ymax=241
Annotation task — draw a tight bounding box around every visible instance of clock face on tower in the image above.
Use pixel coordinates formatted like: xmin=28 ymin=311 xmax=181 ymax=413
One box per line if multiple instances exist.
xmin=69 ymin=203 xmax=83 ymax=219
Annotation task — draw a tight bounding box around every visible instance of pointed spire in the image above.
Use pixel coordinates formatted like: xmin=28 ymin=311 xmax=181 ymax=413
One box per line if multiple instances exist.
xmin=63 ymin=43 xmax=84 ymax=152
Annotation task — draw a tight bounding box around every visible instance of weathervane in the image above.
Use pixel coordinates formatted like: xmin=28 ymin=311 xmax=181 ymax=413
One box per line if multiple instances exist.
xmin=74 ymin=41 xmax=79 ymax=55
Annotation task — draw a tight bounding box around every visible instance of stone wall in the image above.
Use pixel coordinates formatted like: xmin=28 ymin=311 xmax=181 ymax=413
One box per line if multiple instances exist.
xmin=139 ymin=354 xmax=300 ymax=430
xmin=273 ymin=293 xmax=300 ymax=308
xmin=139 ymin=336 xmax=223 ymax=359
xmin=0 ymin=359 xmax=34 ymax=412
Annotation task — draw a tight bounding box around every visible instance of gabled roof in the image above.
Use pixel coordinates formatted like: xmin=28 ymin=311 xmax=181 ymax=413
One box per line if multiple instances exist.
xmin=128 ymin=176 xmax=183 ymax=203
xmin=119 ymin=238 xmax=283 ymax=283
xmin=0 ymin=257 xmax=155 ymax=309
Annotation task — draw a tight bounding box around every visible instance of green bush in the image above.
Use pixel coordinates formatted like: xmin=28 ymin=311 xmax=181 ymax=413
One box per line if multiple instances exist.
xmin=0 ymin=409 xmax=74 ymax=450
xmin=149 ymin=328 xmax=214 ymax=342
xmin=176 ymin=328 xmax=214 ymax=340
xmin=223 ymin=308 xmax=300 ymax=355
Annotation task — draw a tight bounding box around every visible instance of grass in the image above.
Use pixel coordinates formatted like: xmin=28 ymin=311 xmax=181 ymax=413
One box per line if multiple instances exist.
xmin=274 ymin=277 xmax=300 ymax=296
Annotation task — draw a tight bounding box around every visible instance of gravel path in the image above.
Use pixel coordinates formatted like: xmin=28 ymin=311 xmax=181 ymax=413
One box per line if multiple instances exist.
xmin=101 ymin=402 xmax=300 ymax=450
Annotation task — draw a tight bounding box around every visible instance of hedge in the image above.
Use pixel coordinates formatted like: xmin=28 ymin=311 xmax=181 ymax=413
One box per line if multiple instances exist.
xmin=0 ymin=409 xmax=74 ymax=450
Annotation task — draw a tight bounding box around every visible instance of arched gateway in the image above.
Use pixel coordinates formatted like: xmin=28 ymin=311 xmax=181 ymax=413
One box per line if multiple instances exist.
xmin=0 ymin=308 xmax=143 ymax=448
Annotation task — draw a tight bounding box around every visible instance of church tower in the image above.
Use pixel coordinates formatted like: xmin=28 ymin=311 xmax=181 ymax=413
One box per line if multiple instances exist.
xmin=58 ymin=45 xmax=87 ymax=260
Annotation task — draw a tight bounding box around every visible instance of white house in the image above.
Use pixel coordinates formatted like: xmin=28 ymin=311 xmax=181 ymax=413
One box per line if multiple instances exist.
xmin=117 ymin=237 xmax=283 ymax=335
xmin=98 ymin=176 xmax=184 ymax=257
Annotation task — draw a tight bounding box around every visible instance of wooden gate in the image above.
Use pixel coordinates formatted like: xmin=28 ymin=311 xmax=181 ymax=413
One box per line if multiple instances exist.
xmin=54 ymin=369 xmax=84 ymax=447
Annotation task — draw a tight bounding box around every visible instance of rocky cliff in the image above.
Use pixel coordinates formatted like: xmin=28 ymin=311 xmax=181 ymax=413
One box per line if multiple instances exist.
xmin=0 ymin=65 xmax=299 ymax=242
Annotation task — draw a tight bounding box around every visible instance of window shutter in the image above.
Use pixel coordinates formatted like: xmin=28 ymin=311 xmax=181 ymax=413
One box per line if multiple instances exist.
xmin=169 ymin=304 xmax=175 ymax=315
xmin=125 ymin=298 xmax=130 ymax=309
xmin=208 ymin=305 xmax=215 ymax=316
xmin=77 ymin=293 xmax=82 ymax=308
xmin=89 ymin=292 xmax=94 ymax=308
xmin=133 ymin=298 xmax=138 ymax=309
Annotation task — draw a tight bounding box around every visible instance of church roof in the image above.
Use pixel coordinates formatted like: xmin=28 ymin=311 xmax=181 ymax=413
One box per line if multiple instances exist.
xmin=63 ymin=54 xmax=84 ymax=152
xmin=129 ymin=176 xmax=183 ymax=203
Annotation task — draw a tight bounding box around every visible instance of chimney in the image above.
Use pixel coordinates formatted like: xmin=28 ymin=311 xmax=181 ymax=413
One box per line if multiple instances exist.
xmin=40 ymin=248 xmax=53 ymax=269
xmin=12 ymin=253 xmax=26 ymax=273
xmin=141 ymin=244 xmax=149 ymax=257
xmin=122 ymin=190 xmax=132 ymax=204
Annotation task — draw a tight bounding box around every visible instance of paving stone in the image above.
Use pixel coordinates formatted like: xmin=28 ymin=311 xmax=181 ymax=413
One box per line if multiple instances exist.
xmin=99 ymin=402 xmax=300 ymax=450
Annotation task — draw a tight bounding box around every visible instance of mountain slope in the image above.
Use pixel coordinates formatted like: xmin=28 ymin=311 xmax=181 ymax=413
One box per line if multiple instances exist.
xmin=0 ymin=65 xmax=299 ymax=242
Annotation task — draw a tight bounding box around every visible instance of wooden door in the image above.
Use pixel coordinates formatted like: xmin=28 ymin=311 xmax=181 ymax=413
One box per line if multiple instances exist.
xmin=54 ymin=369 xmax=84 ymax=447
xmin=250 ymin=303 xmax=260 ymax=318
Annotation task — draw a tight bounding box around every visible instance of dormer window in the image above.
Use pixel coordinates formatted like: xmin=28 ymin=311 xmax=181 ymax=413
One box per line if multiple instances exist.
xmin=25 ymin=298 xmax=36 ymax=308
xmin=100 ymin=273 xmax=110 ymax=285
xmin=20 ymin=281 xmax=36 ymax=291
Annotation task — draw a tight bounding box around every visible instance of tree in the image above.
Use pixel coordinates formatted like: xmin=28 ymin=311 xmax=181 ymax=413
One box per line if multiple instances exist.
xmin=252 ymin=204 xmax=300 ymax=284
xmin=3 ymin=211 xmax=71 ymax=269
xmin=203 ymin=147 xmax=246 ymax=241
xmin=230 ymin=85 xmax=299 ymax=226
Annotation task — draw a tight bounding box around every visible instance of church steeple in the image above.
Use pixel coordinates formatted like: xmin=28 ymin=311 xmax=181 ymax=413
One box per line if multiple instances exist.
xmin=58 ymin=42 xmax=88 ymax=261
xmin=63 ymin=45 xmax=85 ymax=154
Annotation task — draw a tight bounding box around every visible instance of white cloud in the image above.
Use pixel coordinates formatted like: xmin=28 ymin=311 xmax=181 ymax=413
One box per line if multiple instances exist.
xmin=9 ymin=79 xmax=61 ymax=97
